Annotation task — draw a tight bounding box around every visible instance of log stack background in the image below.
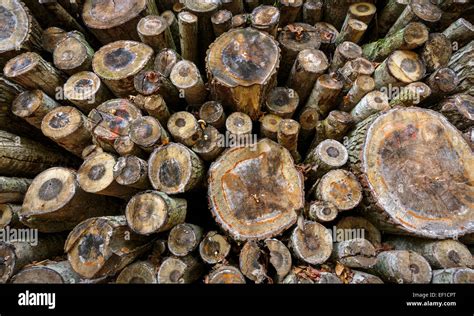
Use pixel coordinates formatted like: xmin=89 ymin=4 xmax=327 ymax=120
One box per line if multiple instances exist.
xmin=0 ymin=0 xmax=473 ymax=284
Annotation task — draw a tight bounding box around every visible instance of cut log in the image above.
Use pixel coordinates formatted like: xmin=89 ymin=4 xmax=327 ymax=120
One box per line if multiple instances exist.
xmin=177 ymin=11 xmax=199 ymax=65
xmin=339 ymin=75 xmax=375 ymax=112
xmin=239 ymin=241 xmax=267 ymax=283
xmin=373 ymin=250 xmax=432 ymax=284
xmin=0 ymin=0 xmax=42 ymax=66
xmin=297 ymin=107 xmax=319 ymax=152
xmin=341 ymin=2 xmax=377 ymax=27
xmin=20 ymin=167 xmax=119 ymax=232
xmin=336 ymin=216 xmax=381 ymax=247
xmin=41 ymin=106 xmax=92 ymax=157
xmin=170 ymin=60 xmax=207 ymax=106
xmin=278 ymin=0 xmax=303 ymax=26
xmin=0 ymin=204 xmax=22 ymax=229
xmin=0 ymin=234 xmax=65 ymax=283
xmin=332 ymin=238 xmax=377 ymax=269
xmin=322 ymin=0 xmax=352 ymax=30
xmin=161 ymin=10 xmax=180 ymax=53
xmin=386 ymin=0 xmax=442 ymax=37
xmin=65 ymin=216 xmax=153 ymax=279
xmin=304 ymin=139 xmax=348 ymax=180
xmin=206 ymin=265 xmax=246 ymax=284
xmin=207 ymin=28 xmax=280 ymax=120
xmin=153 ymin=48 xmax=181 ymax=78
xmin=344 ymin=107 xmax=474 ymax=238
xmin=148 ymin=142 xmax=205 ymax=194
xmin=304 ymin=74 xmax=343 ymax=117
xmin=308 ymin=110 xmax=354 ymax=152
xmin=183 ymin=0 xmax=219 ymax=61
xmin=137 ymin=15 xmax=175 ymax=52
xmin=264 ymin=238 xmax=292 ymax=281
xmin=432 ymin=94 xmax=473 ymax=132
xmin=329 ymin=41 xmax=362 ymax=73
xmin=277 ymin=23 xmax=320 ymax=84
xmin=92 ymin=41 xmax=153 ymax=97
xmin=82 ymin=0 xmax=158 ymax=44
xmin=125 ymin=190 xmax=186 ymax=235
xmin=53 ymin=31 xmax=94 ymax=75
xmin=339 ymin=57 xmax=375 ymax=91
xmin=305 ymin=200 xmax=338 ymax=223
xmin=420 ymin=33 xmax=452 ymax=73
xmin=349 ymin=270 xmax=384 ymax=284
xmin=12 ymin=90 xmax=61 ymax=129
xmin=335 ymin=19 xmax=368 ymax=46
xmin=377 ymin=0 xmax=408 ymax=36
xmin=3 ymin=52 xmax=66 ymax=97
xmin=362 ymin=22 xmax=429 ymax=62
xmin=199 ymin=101 xmax=226 ymax=131
xmin=385 ymin=236 xmax=473 ymax=269
xmin=168 ymin=223 xmax=203 ymax=256
xmin=232 ymin=13 xmax=250 ymax=29
xmin=86 ymin=98 xmax=142 ymax=152
xmin=157 ymin=255 xmax=203 ymax=283
xmin=423 ymin=68 xmax=459 ymax=104
xmin=350 ymin=90 xmax=390 ymax=123
xmin=211 ymin=10 xmax=233 ymax=37
xmin=314 ymin=22 xmax=339 ymax=55
xmin=289 ymin=220 xmax=333 ymax=265
xmin=226 ymin=112 xmax=253 ymax=136
xmin=134 ymin=70 xmax=180 ymax=106
xmin=129 ymin=116 xmax=169 ymax=151
xmin=287 ymin=49 xmax=329 ymax=106
xmin=199 ymin=231 xmax=231 ymax=264
xmin=388 ymin=82 xmax=431 ymax=108
xmin=116 ymin=260 xmax=158 ymax=283
xmin=277 ymin=119 xmax=300 ymax=162
xmin=113 ymin=156 xmax=152 ymax=189
xmin=208 ymin=139 xmax=304 ymax=240
xmin=191 ymin=126 xmax=224 ymax=162
xmin=11 ymin=260 xmax=82 ymax=284
xmin=0 ymin=130 xmax=77 ymax=177
xmin=41 ymin=27 xmax=66 ymax=54
xmin=302 ymin=0 xmax=322 ymax=25
xmin=78 ymin=152 xmax=140 ymax=199
xmin=265 ymin=87 xmax=299 ymax=119
xmin=443 ymin=18 xmax=474 ymax=49
xmin=0 ymin=176 xmax=32 ymax=204
xmin=250 ymin=5 xmax=280 ymax=37
xmin=448 ymin=40 xmax=473 ymax=96
xmin=113 ymin=135 xmax=145 ymax=158
xmin=315 ymin=169 xmax=362 ymax=211
xmin=373 ymin=50 xmax=425 ymax=89
xmin=167 ymin=111 xmax=203 ymax=146
xmin=260 ymin=114 xmax=282 ymax=141
xmin=431 ymin=268 xmax=474 ymax=284
xmin=63 ymin=71 xmax=113 ymax=113
xmin=130 ymin=94 xmax=170 ymax=126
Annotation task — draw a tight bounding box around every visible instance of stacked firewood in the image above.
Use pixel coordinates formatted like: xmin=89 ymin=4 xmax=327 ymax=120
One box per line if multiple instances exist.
xmin=0 ymin=0 xmax=473 ymax=284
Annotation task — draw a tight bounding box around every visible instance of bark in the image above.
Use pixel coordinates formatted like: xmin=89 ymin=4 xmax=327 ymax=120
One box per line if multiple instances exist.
xmin=0 ymin=130 xmax=77 ymax=177
xmin=336 ymin=216 xmax=381 ymax=247
xmin=12 ymin=90 xmax=60 ymax=129
xmin=260 ymin=114 xmax=282 ymax=141
xmin=0 ymin=204 xmax=22 ymax=229
xmin=339 ymin=75 xmax=375 ymax=112
xmin=336 ymin=19 xmax=368 ymax=46
xmin=350 ymin=90 xmax=390 ymax=123
xmin=161 ymin=11 xmax=180 ymax=53
xmin=432 ymin=94 xmax=473 ymax=132
xmin=443 ymin=18 xmax=474 ymax=49
xmin=332 ymin=238 xmax=377 ymax=269
xmin=431 ymin=268 xmax=474 ymax=284
xmin=304 ymin=73 xmax=343 ymax=117
xmin=388 ymin=82 xmax=431 ymax=108
xmin=169 ymin=60 xmax=207 ymax=106
xmin=277 ymin=119 xmax=300 ymax=162
xmin=211 ymin=10 xmax=233 ymax=37
xmin=0 ymin=176 xmax=32 ymax=204
xmin=41 ymin=27 xmax=66 ymax=53
xmin=278 ymin=0 xmax=303 ymax=26
xmin=448 ymin=40 xmax=473 ymax=96
xmin=420 ymin=33 xmax=452 ymax=73
xmin=11 ymin=260 xmax=83 ymax=284
xmin=372 ymin=250 xmax=432 ymax=284
xmin=177 ymin=11 xmax=199 ymax=66
xmin=308 ymin=110 xmax=354 ymax=152
xmin=329 ymin=41 xmax=362 ymax=73
xmin=303 ymin=0 xmax=323 ymax=25
xmin=377 ymin=0 xmax=408 ymax=36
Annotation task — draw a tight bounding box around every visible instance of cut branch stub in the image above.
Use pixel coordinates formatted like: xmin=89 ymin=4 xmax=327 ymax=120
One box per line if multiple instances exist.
xmin=207 ymin=27 xmax=280 ymax=120
xmin=208 ymin=138 xmax=304 ymax=241
xmin=345 ymin=107 xmax=474 ymax=238
xmin=289 ymin=220 xmax=333 ymax=265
